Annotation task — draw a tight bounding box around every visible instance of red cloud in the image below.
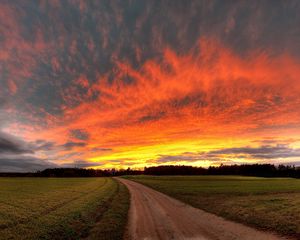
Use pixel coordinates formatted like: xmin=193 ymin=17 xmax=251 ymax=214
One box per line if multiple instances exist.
xmin=10 ymin=37 xmax=298 ymax=168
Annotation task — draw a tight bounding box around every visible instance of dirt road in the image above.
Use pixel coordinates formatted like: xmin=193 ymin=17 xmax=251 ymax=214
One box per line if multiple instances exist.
xmin=117 ymin=178 xmax=287 ymax=240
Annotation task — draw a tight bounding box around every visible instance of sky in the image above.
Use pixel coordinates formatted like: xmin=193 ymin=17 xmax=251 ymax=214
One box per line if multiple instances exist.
xmin=1 ymin=0 xmax=300 ymax=172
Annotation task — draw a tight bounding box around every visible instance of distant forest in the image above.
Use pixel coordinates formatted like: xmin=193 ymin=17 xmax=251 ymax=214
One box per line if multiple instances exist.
xmin=0 ymin=164 xmax=299 ymax=178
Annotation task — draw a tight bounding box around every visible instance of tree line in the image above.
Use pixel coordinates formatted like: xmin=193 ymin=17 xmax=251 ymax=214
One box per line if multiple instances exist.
xmin=144 ymin=164 xmax=300 ymax=178
xmin=0 ymin=164 xmax=299 ymax=178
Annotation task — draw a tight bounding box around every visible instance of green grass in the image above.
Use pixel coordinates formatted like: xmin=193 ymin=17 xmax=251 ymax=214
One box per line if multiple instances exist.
xmin=125 ymin=175 xmax=300 ymax=238
xmin=86 ymin=179 xmax=130 ymax=240
xmin=0 ymin=177 xmax=129 ymax=240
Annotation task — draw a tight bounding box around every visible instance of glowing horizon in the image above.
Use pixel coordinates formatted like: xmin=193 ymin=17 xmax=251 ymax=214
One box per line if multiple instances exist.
xmin=1 ymin=1 xmax=300 ymax=172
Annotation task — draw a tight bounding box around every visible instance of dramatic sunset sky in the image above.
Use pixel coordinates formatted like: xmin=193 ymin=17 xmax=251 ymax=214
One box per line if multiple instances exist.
xmin=1 ymin=1 xmax=300 ymax=172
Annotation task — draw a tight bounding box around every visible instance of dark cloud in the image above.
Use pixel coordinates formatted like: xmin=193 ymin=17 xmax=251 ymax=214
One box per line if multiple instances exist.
xmin=61 ymin=141 xmax=86 ymax=150
xmin=1 ymin=0 xmax=300 ymax=121
xmin=33 ymin=139 xmax=55 ymax=151
xmin=154 ymin=144 xmax=300 ymax=164
xmin=91 ymin=147 xmax=113 ymax=152
xmin=0 ymin=97 xmax=7 ymax=108
xmin=0 ymin=132 xmax=33 ymax=154
xmin=155 ymin=152 xmax=221 ymax=164
xmin=209 ymin=145 xmax=300 ymax=159
xmin=169 ymin=94 xmax=208 ymax=109
xmin=69 ymin=129 xmax=90 ymax=140
xmin=0 ymin=156 xmax=56 ymax=172
xmin=139 ymin=111 xmax=165 ymax=123
xmin=61 ymin=160 xmax=101 ymax=168
xmin=106 ymin=159 xmax=141 ymax=166
xmin=0 ymin=132 xmax=58 ymax=172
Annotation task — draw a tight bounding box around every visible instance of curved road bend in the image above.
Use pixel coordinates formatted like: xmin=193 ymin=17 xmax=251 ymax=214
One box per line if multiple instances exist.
xmin=117 ymin=178 xmax=287 ymax=240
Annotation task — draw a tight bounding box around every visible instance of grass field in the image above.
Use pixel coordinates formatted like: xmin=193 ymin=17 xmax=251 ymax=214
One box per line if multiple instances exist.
xmin=0 ymin=177 xmax=129 ymax=240
xmin=125 ymin=175 xmax=300 ymax=238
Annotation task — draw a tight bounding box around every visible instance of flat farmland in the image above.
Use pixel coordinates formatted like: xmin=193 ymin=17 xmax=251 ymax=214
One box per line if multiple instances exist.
xmin=125 ymin=175 xmax=300 ymax=238
xmin=0 ymin=178 xmax=129 ymax=240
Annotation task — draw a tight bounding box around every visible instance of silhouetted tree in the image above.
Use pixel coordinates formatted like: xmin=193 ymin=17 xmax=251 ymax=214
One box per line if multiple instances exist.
xmin=0 ymin=164 xmax=299 ymax=178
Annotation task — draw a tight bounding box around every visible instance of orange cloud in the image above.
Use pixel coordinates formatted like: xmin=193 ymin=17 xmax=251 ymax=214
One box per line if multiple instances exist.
xmin=6 ymin=38 xmax=300 ymax=168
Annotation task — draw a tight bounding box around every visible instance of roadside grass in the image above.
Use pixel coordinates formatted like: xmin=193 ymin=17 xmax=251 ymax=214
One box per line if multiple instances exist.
xmin=125 ymin=175 xmax=300 ymax=238
xmin=0 ymin=177 xmax=129 ymax=240
xmin=85 ymin=178 xmax=130 ymax=240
